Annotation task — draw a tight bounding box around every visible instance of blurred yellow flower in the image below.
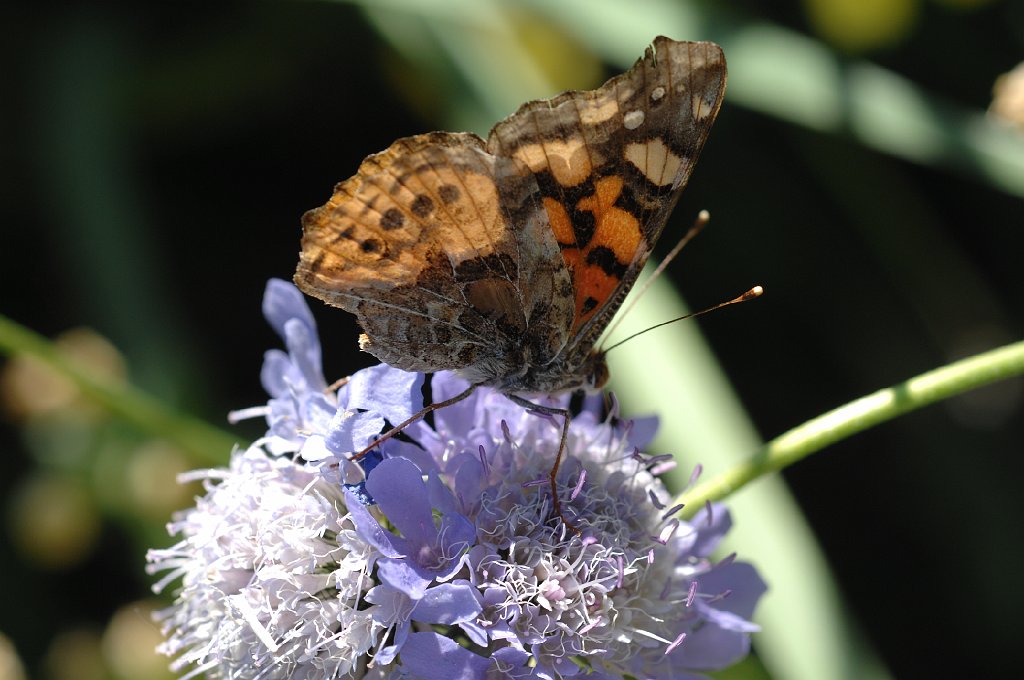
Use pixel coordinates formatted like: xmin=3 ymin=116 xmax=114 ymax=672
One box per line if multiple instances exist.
xmin=0 ymin=633 xmax=27 ymax=680
xmin=803 ymin=0 xmax=919 ymax=51
xmin=8 ymin=474 xmax=101 ymax=570
xmin=991 ymin=62 xmax=1024 ymax=129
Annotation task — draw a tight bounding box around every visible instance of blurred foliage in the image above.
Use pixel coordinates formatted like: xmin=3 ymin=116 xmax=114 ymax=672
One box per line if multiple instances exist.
xmin=802 ymin=0 xmax=919 ymax=51
xmin=1 ymin=1 xmax=1022 ymax=679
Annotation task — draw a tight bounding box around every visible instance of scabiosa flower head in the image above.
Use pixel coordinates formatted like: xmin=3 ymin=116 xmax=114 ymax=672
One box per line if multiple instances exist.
xmin=148 ymin=280 xmax=766 ymax=679
xmin=147 ymin=447 xmax=382 ymax=679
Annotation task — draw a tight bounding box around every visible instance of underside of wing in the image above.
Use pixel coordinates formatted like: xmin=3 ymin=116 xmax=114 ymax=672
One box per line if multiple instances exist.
xmin=295 ymin=131 xmax=572 ymax=377
xmin=486 ymin=37 xmax=727 ymax=363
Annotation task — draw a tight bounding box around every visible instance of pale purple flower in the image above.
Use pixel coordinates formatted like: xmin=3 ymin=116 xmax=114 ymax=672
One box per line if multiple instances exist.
xmin=148 ymin=280 xmax=766 ymax=679
xmin=372 ymin=373 xmax=766 ymax=680
xmin=146 ymin=447 xmax=383 ymax=679
xmin=255 ymin=279 xmax=334 ymax=452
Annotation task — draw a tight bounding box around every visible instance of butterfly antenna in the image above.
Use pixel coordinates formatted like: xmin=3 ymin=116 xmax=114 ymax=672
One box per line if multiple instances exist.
xmin=601 ymin=210 xmax=711 ymax=345
xmin=603 ymin=285 xmax=763 ymax=354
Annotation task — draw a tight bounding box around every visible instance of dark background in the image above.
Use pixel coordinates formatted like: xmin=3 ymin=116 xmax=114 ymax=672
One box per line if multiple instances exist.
xmin=2 ymin=1 xmax=1022 ymax=678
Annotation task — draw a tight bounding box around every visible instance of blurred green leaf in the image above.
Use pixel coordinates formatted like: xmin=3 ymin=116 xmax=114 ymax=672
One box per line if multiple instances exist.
xmin=608 ymin=275 xmax=892 ymax=680
xmin=678 ymin=339 xmax=1024 ymax=512
xmin=723 ymin=23 xmax=1024 ymax=198
xmin=0 ymin=314 xmax=239 ymax=465
xmin=352 ymin=1 xmax=1024 ymax=198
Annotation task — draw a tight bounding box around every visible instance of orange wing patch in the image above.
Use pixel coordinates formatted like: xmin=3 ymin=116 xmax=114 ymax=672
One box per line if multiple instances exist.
xmin=540 ymin=175 xmax=642 ymax=332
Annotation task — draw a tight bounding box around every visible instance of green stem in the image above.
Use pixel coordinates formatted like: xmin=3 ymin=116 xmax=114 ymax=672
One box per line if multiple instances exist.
xmin=677 ymin=339 xmax=1024 ymax=517
xmin=0 ymin=313 xmax=241 ymax=464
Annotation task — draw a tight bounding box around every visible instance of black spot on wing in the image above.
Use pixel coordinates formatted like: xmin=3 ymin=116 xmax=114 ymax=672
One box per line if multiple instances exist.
xmin=586 ymin=246 xmax=628 ymax=277
xmin=438 ymin=184 xmax=460 ymax=204
xmin=381 ymin=207 xmax=405 ymax=230
xmin=411 ymin=194 xmax=434 ymax=217
xmin=360 ymin=238 xmax=384 ymax=254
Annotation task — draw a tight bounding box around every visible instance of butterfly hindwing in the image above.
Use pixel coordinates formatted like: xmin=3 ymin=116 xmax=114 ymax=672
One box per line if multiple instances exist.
xmin=295 ymin=131 xmax=574 ymax=378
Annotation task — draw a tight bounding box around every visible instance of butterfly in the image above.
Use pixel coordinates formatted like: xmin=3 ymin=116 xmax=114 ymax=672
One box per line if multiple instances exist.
xmin=294 ymin=37 xmax=727 ymax=528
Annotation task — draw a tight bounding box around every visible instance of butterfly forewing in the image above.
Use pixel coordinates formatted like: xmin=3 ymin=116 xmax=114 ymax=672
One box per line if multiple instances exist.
xmin=296 ymin=131 xmax=573 ymax=379
xmin=486 ymin=38 xmax=726 ymax=361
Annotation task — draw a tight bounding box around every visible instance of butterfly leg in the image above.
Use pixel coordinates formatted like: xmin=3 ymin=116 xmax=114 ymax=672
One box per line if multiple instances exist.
xmin=507 ymin=394 xmax=581 ymax=535
xmin=325 ymin=376 xmax=351 ymax=393
xmin=352 ymin=381 xmax=480 ymax=461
